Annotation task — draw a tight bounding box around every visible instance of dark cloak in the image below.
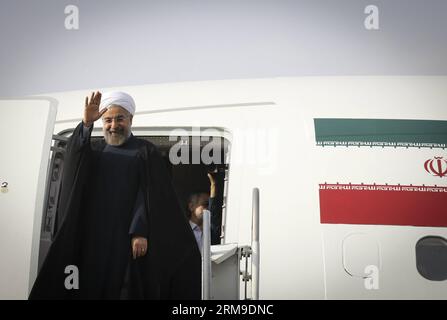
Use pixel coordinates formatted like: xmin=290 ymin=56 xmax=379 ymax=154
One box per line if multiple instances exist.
xmin=29 ymin=122 xmax=201 ymax=299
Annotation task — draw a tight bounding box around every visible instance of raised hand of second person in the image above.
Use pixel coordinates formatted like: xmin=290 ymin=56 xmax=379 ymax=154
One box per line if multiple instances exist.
xmin=208 ymin=173 xmax=216 ymax=198
xmin=83 ymin=91 xmax=107 ymax=127
xmin=207 ymin=173 xmax=216 ymax=185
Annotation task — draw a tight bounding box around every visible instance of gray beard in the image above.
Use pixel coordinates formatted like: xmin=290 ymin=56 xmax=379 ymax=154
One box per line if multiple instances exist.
xmin=104 ymin=129 xmax=131 ymax=146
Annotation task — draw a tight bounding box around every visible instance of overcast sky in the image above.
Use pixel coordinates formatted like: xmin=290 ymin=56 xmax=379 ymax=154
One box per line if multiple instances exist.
xmin=1 ymin=0 xmax=446 ymax=96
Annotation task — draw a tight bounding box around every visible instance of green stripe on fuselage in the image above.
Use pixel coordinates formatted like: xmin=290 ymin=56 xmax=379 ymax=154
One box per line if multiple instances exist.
xmin=314 ymin=119 xmax=447 ymax=148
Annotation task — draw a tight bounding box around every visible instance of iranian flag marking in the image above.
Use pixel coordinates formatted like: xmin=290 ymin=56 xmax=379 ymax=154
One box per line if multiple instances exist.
xmin=315 ymin=118 xmax=447 ymax=227
xmin=319 ymin=183 xmax=447 ymax=227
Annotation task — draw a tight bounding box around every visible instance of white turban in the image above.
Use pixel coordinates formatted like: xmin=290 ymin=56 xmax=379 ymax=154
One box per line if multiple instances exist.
xmin=99 ymin=91 xmax=136 ymax=115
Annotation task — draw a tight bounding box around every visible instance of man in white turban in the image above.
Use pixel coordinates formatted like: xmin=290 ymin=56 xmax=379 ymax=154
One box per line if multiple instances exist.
xmin=99 ymin=91 xmax=136 ymax=116
xmin=85 ymin=91 xmax=136 ymax=146
xmin=30 ymin=91 xmax=201 ymax=300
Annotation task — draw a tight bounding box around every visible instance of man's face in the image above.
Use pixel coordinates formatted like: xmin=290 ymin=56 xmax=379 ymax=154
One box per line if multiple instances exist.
xmin=190 ymin=193 xmax=210 ymax=225
xmin=102 ymin=105 xmax=133 ymax=146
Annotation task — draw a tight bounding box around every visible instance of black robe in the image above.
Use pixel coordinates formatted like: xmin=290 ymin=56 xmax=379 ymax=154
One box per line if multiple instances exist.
xmin=29 ymin=122 xmax=201 ymax=299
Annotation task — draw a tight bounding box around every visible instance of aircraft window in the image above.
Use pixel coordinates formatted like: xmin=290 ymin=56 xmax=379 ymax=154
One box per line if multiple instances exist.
xmin=416 ymin=236 xmax=447 ymax=281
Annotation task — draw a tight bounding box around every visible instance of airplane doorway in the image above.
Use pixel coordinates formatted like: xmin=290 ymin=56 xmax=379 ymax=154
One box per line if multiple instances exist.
xmin=38 ymin=127 xmax=231 ymax=271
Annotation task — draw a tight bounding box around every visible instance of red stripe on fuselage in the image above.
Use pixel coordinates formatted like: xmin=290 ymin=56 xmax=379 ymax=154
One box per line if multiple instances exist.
xmin=319 ymin=184 xmax=447 ymax=227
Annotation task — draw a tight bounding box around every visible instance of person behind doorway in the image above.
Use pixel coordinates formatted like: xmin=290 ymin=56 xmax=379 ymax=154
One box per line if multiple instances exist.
xmin=187 ymin=172 xmax=223 ymax=254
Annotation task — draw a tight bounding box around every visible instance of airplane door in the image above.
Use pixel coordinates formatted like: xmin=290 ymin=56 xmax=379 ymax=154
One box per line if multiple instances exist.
xmin=0 ymin=97 xmax=57 ymax=299
xmin=203 ymin=188 xmax=260 ymax=300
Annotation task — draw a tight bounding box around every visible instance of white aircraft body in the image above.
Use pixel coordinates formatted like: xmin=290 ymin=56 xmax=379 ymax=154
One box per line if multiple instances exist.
xmin=1 ymin=76 xmax=446 ymax=299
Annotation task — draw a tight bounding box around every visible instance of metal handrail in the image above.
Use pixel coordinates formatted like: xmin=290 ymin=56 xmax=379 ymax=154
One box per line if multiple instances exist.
xmin=251 ymin=188 xmax=260 ymax=300
xmin=201 ymin=210 xmax=211 ymax=300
